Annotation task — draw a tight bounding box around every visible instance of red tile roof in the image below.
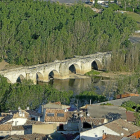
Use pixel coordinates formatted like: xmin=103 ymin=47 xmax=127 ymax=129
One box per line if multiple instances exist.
xmin=105 ymin=119 xmax=140 ymax=136
xmin=126 ymin=111 xmax=136 ymax=122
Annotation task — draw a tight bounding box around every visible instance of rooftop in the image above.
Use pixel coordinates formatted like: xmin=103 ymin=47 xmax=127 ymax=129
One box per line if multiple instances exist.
xmin=25 ymin=120 xmax=45 ymax=125
xmin=80 ymin=117 xmax=106 ymax=126
xmin=105 ymin=119 xmax=140 ymax=136
xmin=87 ymin=105 xmax=127 ymax=121
xmin=26 ymin=110 xmax=42 ymax=117
xmin=0 ymin=115 xmax=13 ymax=125
xmin=3 ymin=133 xmax=47 ymax=140
xmin=102 ymin=134 xmax=122 ymax=140
xmin=0 ymin=124 xmax=12 ymax=131
xmin=42 ymin=102 xmax=70 ymax=110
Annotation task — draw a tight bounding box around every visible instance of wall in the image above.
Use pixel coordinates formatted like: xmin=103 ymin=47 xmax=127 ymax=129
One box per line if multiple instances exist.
xmin=64 ymin=122 xmax=79 ymax=131
xmin=0 ymin=131 xmax=11 ymax=137
xmin=80 ymin=126 xmax=120 ymax=140
xmin=32 ymin=124 xmax=57 ymax=135
xmin=0 ymin=52 xmax=111 ymax=84
xmin=7 ymin=118 xmax=27 ymax=126
xmin=11 ymin=130 xmax=24 ymax=135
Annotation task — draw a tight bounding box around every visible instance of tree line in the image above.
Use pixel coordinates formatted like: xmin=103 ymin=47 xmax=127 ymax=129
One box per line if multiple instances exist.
xmin=0 ymin=75 xmax=73 ymax=112
xmin=0 ymin=75 xmax=107 ymax=112
xmin=0 ymin=0 xmax=137 ymax=66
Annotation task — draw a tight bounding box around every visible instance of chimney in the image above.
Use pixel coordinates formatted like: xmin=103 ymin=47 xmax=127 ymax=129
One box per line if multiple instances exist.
xmin=102 ymin=133 xmax=106 ymax=140
xmin=90 ymin=99 xmax=91 ymax=105
xmin=27 ymin=107 xmax=29 ymax=110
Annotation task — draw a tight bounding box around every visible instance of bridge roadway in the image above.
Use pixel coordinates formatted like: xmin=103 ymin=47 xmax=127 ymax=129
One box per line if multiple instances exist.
xmin=0 ymin=52 xmax=111 ymax=84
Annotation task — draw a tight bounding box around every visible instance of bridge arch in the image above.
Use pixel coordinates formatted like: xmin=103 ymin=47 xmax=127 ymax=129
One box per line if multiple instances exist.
xmin=69 ymin=63 xmax=81 ymax=74
xmin=36 ymin=72 xmax=44 ymax=82
xmin=5 ymin=77 xmax=12 ymax=83
xmin=91 ymin=59 xmax=102 ymax=71
xmin=16 ymin=74 xmax=25 ymax=83
xmin=48 ymin=70 xmax=60 ymax=79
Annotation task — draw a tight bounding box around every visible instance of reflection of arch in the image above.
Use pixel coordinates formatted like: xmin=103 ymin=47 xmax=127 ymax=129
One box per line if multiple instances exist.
xmin=91 ymin=60 xmax=102 ymax=71
xmin=69 ymin=79 xmax=75 ymax=87
xmin=5 ymin=77 xmax=11 ymax=83
xmin=69 ymin=64 xmax=81 ymax=74
xmin=36 ymin=72 xmax=43 ymax=82
xmin=49 ymin=70 xmax=59 ymax=79
xmin=17 ymin=74 xmax=25 ymax=83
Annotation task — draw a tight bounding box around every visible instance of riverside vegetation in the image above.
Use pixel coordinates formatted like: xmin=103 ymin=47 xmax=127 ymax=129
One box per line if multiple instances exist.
xmin=0 ymin=0 xmax=137 ymax=65
xmin=0 ymin=75 xmax=106 ymax=112
xmin=0 ymin=0 xmax=140 ymax=112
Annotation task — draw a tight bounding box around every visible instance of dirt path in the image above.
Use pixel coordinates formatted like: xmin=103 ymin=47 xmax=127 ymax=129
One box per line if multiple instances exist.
xmin=0 ymin=60 xmax=9 ymax=71
xmin=98 ymin=71 xmax=132 ymax=79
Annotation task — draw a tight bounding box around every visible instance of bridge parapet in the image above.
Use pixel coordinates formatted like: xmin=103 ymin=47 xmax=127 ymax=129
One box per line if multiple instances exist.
xmin=0 ymin=52 xmax=111 ymax=84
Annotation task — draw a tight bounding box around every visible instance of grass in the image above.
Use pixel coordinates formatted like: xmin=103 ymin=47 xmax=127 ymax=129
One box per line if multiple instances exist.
xmin=125 ymin=12 xmax=140 ymax=29
xmin=100 ymin=103 xmax=113 ymax=106
xmin=85 ymin=70 xmax=101 ymax=76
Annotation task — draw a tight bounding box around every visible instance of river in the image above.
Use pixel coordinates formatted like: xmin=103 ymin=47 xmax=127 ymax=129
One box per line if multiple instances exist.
xmin=39 ymin=75 xmax=117 ymax=100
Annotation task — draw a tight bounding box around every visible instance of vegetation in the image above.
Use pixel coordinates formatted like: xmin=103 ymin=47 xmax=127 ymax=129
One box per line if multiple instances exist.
xmin=107 ymin=45 xmax=140 ymax=72
xmin=100 ymin=103 xmax=113 ymax=105
xmin=121 ymin=101 xmax=140 ymax=126
xmin=75 ymin=91 xmax=107 ymax=106
xmin=0 ymin=0 xmax=137 ymax=66
xmin=121 ymin=101 xmax=136 ymax=111
xmin=85 ymin=70 xmax=100 ymax=76
xmin=125 ymin=12 xmax=140 ymax=28
xmin=115 ymin=73 xmax=140 ymax=95
xmin=0 ymin=75 xmax=73 ymax=112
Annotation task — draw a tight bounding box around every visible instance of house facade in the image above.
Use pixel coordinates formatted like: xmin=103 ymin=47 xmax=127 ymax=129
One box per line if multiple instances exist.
xmin=80 ymin=119 xmax=140 ymax=140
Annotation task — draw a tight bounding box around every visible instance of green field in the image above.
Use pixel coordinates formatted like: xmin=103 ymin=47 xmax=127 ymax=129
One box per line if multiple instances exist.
xmin=126 ymin=12 xmax=140 ymax=29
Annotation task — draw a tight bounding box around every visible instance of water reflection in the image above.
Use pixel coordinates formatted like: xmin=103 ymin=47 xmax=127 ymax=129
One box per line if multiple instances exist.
xmin=38 ymin=75 xmax=117 ymax=99
xmin=48 ymin=78 xmax=92 ymax=95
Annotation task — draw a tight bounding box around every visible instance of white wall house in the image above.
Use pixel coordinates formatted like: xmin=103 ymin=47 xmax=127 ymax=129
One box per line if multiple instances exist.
xmin=80 ymin=126 xmax=120 ymax=140
xmin=7 ymin=118 xmax=27 ymax=126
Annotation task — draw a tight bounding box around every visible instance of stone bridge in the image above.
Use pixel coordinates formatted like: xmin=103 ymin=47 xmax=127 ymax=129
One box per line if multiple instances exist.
xmin=0 ymin=52 xmax=111 ymax=84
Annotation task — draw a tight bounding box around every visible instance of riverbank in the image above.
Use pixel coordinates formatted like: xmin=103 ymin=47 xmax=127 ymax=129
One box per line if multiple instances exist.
xmin=98 ymin=71 xmax=132 ymax=79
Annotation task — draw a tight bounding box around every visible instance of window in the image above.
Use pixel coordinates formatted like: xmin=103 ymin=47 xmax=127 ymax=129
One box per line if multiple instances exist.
xmin=57 ymin=113 xmax=64 ymax=117
xmin=47 ymin=113 xmax=54 ymax=116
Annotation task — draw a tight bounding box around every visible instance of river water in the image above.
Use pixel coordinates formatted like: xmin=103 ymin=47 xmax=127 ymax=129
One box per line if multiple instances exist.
xmin=39 ymin=76 xmax=117 ymax=99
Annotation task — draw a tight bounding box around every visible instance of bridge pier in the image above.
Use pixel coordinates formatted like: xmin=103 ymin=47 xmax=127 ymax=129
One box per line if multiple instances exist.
xmin=0 ymin=52 xmax=112 ymax=84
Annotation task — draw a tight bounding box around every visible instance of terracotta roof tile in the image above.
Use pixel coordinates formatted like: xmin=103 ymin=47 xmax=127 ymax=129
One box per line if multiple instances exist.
xmin=0 ymin=115 xmax=13 ymax=125
xmin=102 ymin=134 xmax=122 ymax=140
xmin=25 ymin=120 xmax=45 ymax=125
xmin=105 ymin=119 xmax=140 ymax=136
xmin=26 ymin=110 xmax=42 ymax=117
xmin=80 ymin=117 xmax=105 ymax=126
xmin=45 ymin=109 xmax=67 ymax=122
xmin=12 ymin=126 xmax=24 ymax=131
xmin=3 ymin=133 xmax=47 ymax=140
xmin=0 ymin=124 xmax=12 ymax=131
xmin=126 ymin=111 xmax=136 ymax=122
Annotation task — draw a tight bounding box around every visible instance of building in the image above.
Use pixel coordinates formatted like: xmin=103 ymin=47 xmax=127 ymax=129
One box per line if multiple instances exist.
xmin=81 ymin=104 xmax=127 ymax=122
xmin=0 ymin=124 xmax=24 ymax=138
xmin=44 ymin=108 xmax=68 ymax=130
xmin=32 ymin=123 xmax=57 ymax=135
xmin=41 ymin=102 xmax=70 ymax=113
xmin=44 ymin=108 xmax=83 ymax=132
xmin=26 ymin=109 xmax=42 ymax=121
xmin=0 ymin=110 xmax=28 ymax=126
xmin=3 ymin=133 xmax=47 ymax=140
xmin=79 ymin=117 xmax=108 ymax=132
xmin=116 ymin=93 xmax=139 ymax=99
xmin=80 ymin=119 xmax=140 ymax=140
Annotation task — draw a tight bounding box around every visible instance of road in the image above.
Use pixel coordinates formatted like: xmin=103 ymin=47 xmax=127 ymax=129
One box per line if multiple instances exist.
xmin=129 ymin=36 xmax=140 ymax=44
xmin=45 ymin=0 xmax=88 ymax=3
